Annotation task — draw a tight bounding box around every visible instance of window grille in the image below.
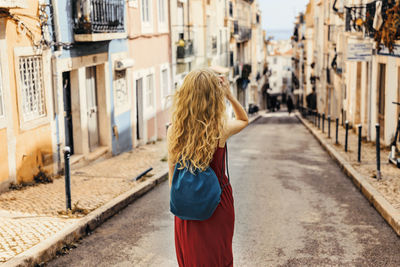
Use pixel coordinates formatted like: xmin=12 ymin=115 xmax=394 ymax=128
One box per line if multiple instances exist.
xmin=114 ymin=70 xmax=128 ymax=108
xmin=19 ymin=55 xmax=46 ymax=122
xmin=146 ymin=74 xmax=154 ymax=107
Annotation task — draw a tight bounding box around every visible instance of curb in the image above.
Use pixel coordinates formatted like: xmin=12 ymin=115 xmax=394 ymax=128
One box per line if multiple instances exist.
xmin=3 ymin=171 xmax=168 ymax=267
xmin=296 ymin=113 xmax=400 ymax=236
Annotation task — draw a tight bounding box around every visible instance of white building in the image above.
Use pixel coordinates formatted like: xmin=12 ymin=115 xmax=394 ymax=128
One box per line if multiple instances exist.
xmin=267 ymin=40 xmax=292 ymax=95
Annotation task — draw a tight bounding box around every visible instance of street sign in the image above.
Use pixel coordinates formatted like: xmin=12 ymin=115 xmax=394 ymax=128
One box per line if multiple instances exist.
xmin=347 ymin=42 xmax=373 ymax=61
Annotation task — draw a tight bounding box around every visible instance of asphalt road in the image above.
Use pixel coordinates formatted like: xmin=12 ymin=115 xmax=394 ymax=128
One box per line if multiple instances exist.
xmin=48 ymin=112 xmax=400 ymax=267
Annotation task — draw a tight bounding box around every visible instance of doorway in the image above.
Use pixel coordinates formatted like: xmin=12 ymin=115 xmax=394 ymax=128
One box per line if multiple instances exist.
xmin=378 ymin=63 xmax=386 ymax=139
xmin=86 ymin=66 xmax=99 ymax=151
xmin=63 ymin=72 xmax=74 ymax=154
xmin=136 ymin=78 xmax=144 ymax=140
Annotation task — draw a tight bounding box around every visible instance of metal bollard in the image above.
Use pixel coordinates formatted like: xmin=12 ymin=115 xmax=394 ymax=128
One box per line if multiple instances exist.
xmin=358 ymin=124 xmax=362 ymax=162
xmin=314 ymin=111 xmax=317 ymax=126
xmin=345 ymin=121 xmax=349 ymax=152
xmin=376 ymin=124 xmax=381 ymax=180
xmin=328 ymin=116 xmax=331 ymax=138
xmin=322 ymin=113 xmax=325 ymax=133
xmin=341 ymin=109 xmax=344 ymax=126
xmin=335 ymin=117 xmax=339 ymax=144
xmin=63 ymin=147 xmax=72 ymax=211
xmin=318 ymin=113 xmax=321 ymax=129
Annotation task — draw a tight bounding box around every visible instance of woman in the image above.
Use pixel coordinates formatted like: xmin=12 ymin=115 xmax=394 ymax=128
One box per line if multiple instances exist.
xmin=167 ymin=68 xmax=249 ymax=266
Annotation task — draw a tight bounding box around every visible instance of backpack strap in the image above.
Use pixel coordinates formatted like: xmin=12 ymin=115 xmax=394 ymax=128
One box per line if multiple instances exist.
xmin=221 ymin=143 xmax=230 ymax=189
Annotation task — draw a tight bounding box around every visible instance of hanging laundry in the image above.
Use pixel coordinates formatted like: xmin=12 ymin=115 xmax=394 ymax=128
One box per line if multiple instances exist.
xmin=373 ymin=1 xmax=383 ymax=30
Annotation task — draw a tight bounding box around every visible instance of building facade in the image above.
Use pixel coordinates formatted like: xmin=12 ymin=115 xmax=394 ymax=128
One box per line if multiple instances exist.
xmin=0 ymin=0 xmax=265 ymax=191
xmin=296 ymin=0 xmax=400 ymax=146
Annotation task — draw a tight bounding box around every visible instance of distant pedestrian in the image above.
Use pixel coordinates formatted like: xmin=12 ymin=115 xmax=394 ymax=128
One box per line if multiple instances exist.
xmin=287 ymin=94 xmax=294 ymax=115
xmin=167 ymin=68 xmax=248 ymax=267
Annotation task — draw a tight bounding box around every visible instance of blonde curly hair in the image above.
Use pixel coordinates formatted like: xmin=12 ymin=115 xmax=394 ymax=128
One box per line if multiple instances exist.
xmin=168 ymin=68 xmax=227 ymax=172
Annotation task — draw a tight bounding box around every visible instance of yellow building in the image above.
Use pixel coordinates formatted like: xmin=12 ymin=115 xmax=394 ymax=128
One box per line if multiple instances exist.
xmin=0 ymin=0 xmax=55 ymax=191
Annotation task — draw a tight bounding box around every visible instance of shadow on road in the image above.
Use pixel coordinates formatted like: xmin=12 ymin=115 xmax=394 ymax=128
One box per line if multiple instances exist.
xmin=253 ymin=111 xmax=299 ymax=125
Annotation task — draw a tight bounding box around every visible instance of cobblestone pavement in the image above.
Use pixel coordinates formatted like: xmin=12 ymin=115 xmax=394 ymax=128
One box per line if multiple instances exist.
xmin=301 ymin=114 xmax=400 ymax=210
xmin=0 ymin=141 xmax=167 ymax=263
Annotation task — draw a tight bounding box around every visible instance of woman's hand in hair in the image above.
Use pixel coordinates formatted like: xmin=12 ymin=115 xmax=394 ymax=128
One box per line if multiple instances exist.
xmin=219 ymin=76 xmax=232 ymax=99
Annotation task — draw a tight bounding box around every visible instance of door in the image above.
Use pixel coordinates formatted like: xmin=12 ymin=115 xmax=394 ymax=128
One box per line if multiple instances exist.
xmin=136 ymin=78 xmax=144 ymax=140
xmin=86 ymin=66 xmax=99 ymax=151
xmin=63 ymin=72 xmax=74 ymax=154
xmin=378 ymin=63 xmax=386 ymax=139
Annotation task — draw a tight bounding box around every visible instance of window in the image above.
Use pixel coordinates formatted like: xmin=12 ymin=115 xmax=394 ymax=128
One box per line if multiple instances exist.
xmin=158 ymin=0 xmax=166 ymax=23
xmin=146 ymin=74 xmax=154 ymax=107
xmin=162 ymin=69 xmax=168 ymax=97
xmin=141 ymin=0 xmax=150 ymax=23
xmin=19 ymin=55 xmax=46 ymax=122
xmin=114 ymin=70 xmax=129 ymax=112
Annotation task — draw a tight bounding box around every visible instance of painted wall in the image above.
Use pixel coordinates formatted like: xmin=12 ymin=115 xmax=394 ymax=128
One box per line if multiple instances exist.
xmin=1 ymin=1 xmax=55 ymax=187
xmin=56 ymin=0 xmax=131 ymax=155
xmin=128 ymin=0 xmax=171 ymax=145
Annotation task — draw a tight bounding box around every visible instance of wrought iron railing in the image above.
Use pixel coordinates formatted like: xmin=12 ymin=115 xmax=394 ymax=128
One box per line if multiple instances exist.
xmin=177 ymin=40 xmax=194 ymax=59
xmin=233 ymin=20 xmax=239 ymax=35
xmin=238 ymin=26 xmax=251 ymax=42
xmin=74 ymin=0 xmax=125 ymax=34
xmin=211 ymin=36 xmax=217 ymax=54
xmin=345 ymin=0 xmax=395 ymax=37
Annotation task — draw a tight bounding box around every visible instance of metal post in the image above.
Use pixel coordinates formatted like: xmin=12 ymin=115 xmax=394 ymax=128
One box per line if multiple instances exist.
xmin=328 ymin=115 xmax=331 ymax=138
xmin=63 ymin=147 xmax=72 ymax=211
xmin=345 ymin=121 xmax=349 ymax=152
xmin=314 ymin=111 xmax=317 ymax=126
xmin=335 ymin=117 xmax=339 ymax=144
xmin=376 ymin=124 xmax=381 ymax=180
xmin=358 ymin=124 xmax=362 ymax=162
xmin=341 ymin=108 xmax=344 ymax=126
xmin=322 ymin=113 xmax=325 ymax=133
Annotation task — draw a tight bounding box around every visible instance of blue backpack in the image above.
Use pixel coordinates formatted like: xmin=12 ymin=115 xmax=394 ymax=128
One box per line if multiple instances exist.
xmin=170 ymin=145 xmax=230 ymax=221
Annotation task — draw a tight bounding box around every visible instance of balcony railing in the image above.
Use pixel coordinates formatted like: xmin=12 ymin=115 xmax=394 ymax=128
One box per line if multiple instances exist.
xmin=238 ymin=26 xmax=252 ymax=42
xmin=74 ymin=0 xmax=126 ymax=42
xmin=345 ymin=0 xmax=394 ymax=38
xmin=233 ymin=20 xmax=239 ymax=35
xmin=0 ymin=0 xmax=26 ymax=8
xmin=177 ymin=40 xmax=194 ymax=63
xmin=212 ymin=36 xmax=217 ymax=54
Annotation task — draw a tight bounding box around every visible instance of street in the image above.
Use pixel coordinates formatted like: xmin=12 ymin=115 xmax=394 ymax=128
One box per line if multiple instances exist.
xmin=47 ymin=112 xmax=400 ymax=267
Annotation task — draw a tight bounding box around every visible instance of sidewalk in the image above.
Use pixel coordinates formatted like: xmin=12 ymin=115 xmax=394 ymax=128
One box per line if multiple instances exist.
xmin=0 ymin=140 xmax=168 ymax=266
xmin=297 ymin=112 xmax=400 ymax=236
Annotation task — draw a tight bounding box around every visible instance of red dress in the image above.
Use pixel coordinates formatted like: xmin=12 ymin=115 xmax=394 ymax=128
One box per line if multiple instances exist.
xmin=174 ymin=146 xmax=235 ymax=267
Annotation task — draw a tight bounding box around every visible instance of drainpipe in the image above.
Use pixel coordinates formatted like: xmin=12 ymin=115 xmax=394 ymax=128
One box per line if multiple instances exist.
xmin=51 ymin=0 xmax=63 ymax=173
xmin=368 ymin=53 xmax=373 ymax=141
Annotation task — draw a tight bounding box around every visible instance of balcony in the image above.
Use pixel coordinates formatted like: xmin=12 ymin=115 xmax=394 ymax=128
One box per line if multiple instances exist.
xmin=237 ymin=26 xmax=252 ymax=42
xmin=345 ymin=1 xmax=394 ymax=38
xmin=0 ymin=0 xmax=26 ymax=8
xmin=233 ymin=20 xmax=239 ymax=35
xmin=74 ymin=0 xmax=126 ymax=42
xmin=211 ymin=36 xmax=217 ymax=55
xmin=177 ymin=40 xmax=194 ymax=63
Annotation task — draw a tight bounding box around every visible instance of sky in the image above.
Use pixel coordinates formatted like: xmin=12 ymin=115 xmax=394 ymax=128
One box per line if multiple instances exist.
xmin=259 ymin=0 xmax=309 ymax=40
